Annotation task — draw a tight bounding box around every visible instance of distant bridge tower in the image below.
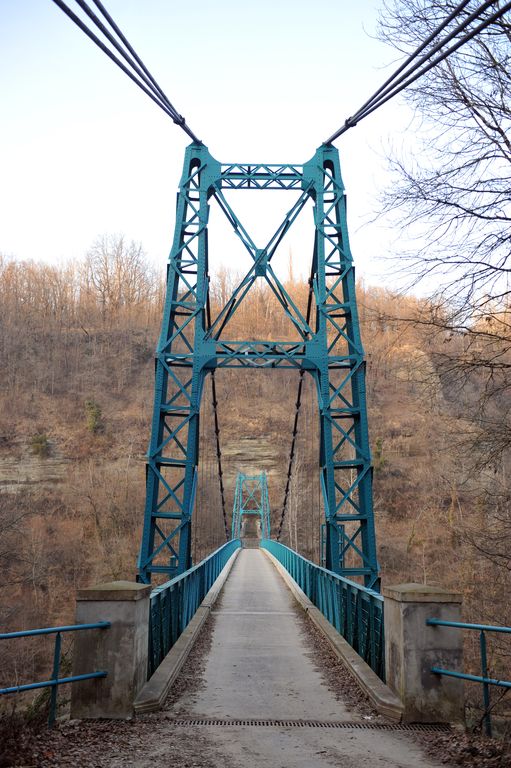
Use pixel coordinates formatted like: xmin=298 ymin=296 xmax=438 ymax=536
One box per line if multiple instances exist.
xmin=231 ymin=473 xmax=271 ymax=542
xmin=137 ymin=143 xmax=379 ymax=588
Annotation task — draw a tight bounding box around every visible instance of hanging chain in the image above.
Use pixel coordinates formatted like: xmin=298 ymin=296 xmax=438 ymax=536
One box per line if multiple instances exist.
xmin=277 ymin=272 xmax=315 ymax=541
xmin=277 ymin=370 xmax=305 ymax=540
xmin=211 ymin=370 xmax=229 ymax=541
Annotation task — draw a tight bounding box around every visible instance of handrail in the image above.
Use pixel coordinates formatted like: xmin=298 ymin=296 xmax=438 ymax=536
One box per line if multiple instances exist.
xmin=148 ymin=539 xmax=241 ymax=676
xmin=427 ymin=619 xmax=511 ymax=634
xmin=150 ymin=539 xmax=238 ymax=595
xmin=0 ymin=622 xmax=110 ymax=639
xmin=0 ymin=621 xmax=110 ymax=726
xmin=260 ymin=539 xmax=385 ymax=680
xmin=427 ymin=617 xmax=511 ymax=737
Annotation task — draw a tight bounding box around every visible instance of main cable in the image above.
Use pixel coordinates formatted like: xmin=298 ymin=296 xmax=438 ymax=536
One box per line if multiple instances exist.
xmin=277 ymin=370 xmax=305 ymax=541
xmin=73 ymin=0 xmax=183 ymax=123
xmin=343 ymin=0 xmax=472 ymax=130
xmin=90 ymin=0 xmax=184 ymax=121
xmin=324 ymin=0 xmax=511 ymax=144
xmin=50 ymin=0 xmax=201 ymax=143
xmin=51 ymin=0 xmax=178 ymax=121
xmin=351 ymin=0 xmax=511 ymax=126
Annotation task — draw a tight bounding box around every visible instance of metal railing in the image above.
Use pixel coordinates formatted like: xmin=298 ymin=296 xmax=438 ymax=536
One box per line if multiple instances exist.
xmin=427 ymin=618 xmax=511 ymax=737
xmin=148 ymin=539 xmax=241 ymax=676
xmin=260 ymin=539 xmax=385 ymax=680
xmin=0 ymin=622 xmax=110 ymax=726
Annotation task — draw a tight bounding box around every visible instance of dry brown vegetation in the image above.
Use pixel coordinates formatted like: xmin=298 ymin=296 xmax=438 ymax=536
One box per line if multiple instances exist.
xmin=0 ymin=241 xmax=510 ymax=731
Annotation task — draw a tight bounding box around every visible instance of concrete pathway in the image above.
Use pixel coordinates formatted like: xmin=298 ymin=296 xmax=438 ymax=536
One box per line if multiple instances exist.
xmin=164 ymin=549 xmax=445 ymax=768
xmin=170 ymin=546 xmax=347 ymax=721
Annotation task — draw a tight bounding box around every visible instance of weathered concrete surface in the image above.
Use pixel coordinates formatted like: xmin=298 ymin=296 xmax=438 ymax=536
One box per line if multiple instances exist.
xmin=263 ymin=548 xmax=404 ymax=721
xmin=161 ymin=550 xmax=444 ymax=768
xmin=71 ymin=581 xmax=150 ymax=719
xmin=169 ymin=548 xmax=348 ymax=720
xmin=187 ymin=723 xmax=444 ymax=768
xmin=383 ymin=582 xmax=464 ymax=724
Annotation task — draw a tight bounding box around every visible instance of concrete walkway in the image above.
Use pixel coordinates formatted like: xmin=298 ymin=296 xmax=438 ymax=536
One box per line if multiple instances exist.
xmin=164 ymin=549 xmax=444 ymax=768
xmin=171 ymin=547 xmax=347 ymax=721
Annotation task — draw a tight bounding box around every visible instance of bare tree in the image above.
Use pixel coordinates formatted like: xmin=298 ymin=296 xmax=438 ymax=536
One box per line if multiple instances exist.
xmin=82 ymin=234 xmax=155 ymax=321
xmin=377 ymin=0 xmax=511 ymax=306
xmin=376 ymin=1 xmax=511 ymax=442
xmin=375 ymin=2 xmax=511 ymax=633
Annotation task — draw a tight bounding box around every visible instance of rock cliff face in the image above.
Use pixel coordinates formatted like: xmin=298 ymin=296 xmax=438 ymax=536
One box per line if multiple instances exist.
xmin=0 ymin=441 xmax=69 ymax=493
xmin=221 ymin=436 xmax=281 ymax=486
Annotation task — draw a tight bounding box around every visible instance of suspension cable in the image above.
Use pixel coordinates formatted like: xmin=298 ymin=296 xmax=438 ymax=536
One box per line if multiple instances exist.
xmin=50 ymin=0 xmax=201 ymax=143
xmin=347 ymin=0 xmax=472 ymax=127
xmin=277 ymin=370 xmax=305 ymax=541
xmin=211 ymin=370 xmax=229 ymax=541
xmin=90 ymin=0 xmax=184 ymax=119
xmin=206 ymin=292 xmax=229 ymax=542
xmin=352 ymin=1 xmax=511 ymax=126
xmin=324 ymin=0 xmax=511 ymax=144
xmin=277 ymin=268 xmax=316 ymax=541
xmin=74 ymin=0 xmax=185 ymax=124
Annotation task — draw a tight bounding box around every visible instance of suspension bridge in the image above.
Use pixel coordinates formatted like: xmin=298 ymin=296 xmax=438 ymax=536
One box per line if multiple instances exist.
xmin=2 ymin=1 xmax=511 ymax=766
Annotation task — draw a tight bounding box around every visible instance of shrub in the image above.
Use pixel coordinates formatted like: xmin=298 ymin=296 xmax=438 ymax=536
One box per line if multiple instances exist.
xmin=30 ymin=433 xmax=50 ymax=458
xmin=84 ymin=400 xmax=103 ymax=434
xmin=374 ymin=437 xmax=386 ymax=470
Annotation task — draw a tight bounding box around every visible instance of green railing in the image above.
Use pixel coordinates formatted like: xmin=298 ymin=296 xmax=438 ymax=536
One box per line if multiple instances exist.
xmin=261 ymin=539 xmax=385 ymax=680
xmin=427 ymin=618 xmax=511 ymax=737
xmin=148 ymin=539 xmax=241 ymax=676
xmin=0 ymin=622 xmax=110 ymax=726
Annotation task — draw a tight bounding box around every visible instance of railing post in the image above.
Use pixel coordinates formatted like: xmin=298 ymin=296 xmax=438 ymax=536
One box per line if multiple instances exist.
xmin=71 ymin=581 xmax=151 ymax=719
xmin=49 ymin=631 xmax=62 ymax=727
xmin=479 ymin=630 xmax=492 ymax=737
xmin=383 ymin=583 xmax=464 ymax=723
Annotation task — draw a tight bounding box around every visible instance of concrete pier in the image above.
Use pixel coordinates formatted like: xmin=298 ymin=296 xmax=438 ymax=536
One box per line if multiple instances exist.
xmin=383 ymin=582 xmax=464 ymax=723
xmin=71 ymin=580 xmax=150 ymax=719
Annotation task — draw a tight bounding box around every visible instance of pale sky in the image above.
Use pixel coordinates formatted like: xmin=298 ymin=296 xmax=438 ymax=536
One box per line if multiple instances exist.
xmin=0 ymin=0 xmax=414 ymax=284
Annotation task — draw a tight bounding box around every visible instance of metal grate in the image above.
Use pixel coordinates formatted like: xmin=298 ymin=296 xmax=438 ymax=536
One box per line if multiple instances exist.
xmin=168 ymin=718 xmax=451 ymax=732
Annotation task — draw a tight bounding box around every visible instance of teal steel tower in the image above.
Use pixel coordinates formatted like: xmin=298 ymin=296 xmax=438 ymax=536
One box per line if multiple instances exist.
xmin=231 ymin=473 xmax=271 ymax=541
xmin=137 ymin=143 xmax=379 ymax=588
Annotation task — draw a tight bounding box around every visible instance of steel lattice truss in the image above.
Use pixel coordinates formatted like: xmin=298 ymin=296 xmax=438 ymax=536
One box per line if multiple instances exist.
xmin=231 ymin=472 xmax=271 ymax=541
xmin=137 ymin=143 xmax=379 ymax=588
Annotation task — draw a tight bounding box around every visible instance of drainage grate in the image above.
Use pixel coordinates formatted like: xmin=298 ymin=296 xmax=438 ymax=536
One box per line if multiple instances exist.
xmin=168 ymin=718 xmax=451 ymax=733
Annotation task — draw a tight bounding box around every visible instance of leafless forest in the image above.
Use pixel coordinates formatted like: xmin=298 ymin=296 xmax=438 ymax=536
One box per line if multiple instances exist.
xmin=0 ymin=236 xmax=510 ymax=726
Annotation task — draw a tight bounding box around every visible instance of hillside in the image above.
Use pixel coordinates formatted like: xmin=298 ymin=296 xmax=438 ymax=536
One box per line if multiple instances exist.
xmin=0 ymin=252 xmax=510 ymax=721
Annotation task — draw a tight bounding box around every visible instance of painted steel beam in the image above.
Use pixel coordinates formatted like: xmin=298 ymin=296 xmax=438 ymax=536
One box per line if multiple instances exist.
xmin=137 ymin=144 xmax=379 ymax=589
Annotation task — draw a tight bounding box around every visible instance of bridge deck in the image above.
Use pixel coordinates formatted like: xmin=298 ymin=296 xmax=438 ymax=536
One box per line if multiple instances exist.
xmin=171 ymin=547 xmax=348 ymax=721
xmin=162 ymin=549 xmax=444 ymax=768
xmin=35 ymin=548 xmax=447 ymax=766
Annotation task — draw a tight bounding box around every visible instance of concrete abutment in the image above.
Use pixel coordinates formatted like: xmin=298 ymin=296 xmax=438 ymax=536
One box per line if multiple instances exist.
xmin=71 ymin=580 xmax=150 ymax=719
xmin=383 ymin=583 xmax=464 ymax=724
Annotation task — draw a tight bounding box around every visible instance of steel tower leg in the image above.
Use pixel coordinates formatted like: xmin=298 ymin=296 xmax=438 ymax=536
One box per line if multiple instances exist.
xmin=305 ymin=146 xmax=379 ymax=588
xmin=138 ymin=144 xmax=218 ymax=582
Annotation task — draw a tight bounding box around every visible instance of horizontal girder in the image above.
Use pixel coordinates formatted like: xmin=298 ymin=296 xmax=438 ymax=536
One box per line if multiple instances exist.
xmin=219 ymin=163 xmax=304 ymax=190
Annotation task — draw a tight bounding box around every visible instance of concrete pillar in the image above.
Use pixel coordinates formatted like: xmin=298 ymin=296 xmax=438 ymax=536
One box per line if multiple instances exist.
xmin=71 ymin=580 xmax=150 ymax=719
xmin=382 ymin=583 xmax=464 ymax=724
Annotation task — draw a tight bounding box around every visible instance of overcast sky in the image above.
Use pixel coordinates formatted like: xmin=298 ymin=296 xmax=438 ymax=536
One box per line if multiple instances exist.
xmin=1 ymin=0 xmax=414 ymax=284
